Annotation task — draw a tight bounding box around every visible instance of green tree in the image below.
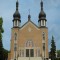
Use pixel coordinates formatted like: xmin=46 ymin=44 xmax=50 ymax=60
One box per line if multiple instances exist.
xmin=57 ymin=50 xmax=60 ymax=57
xmin=0 ymin=17 xmax=4 ymax=60
xmin=3 ymin=48 xmax=9 ymax=60
xmin=50 ymin=36 xmax=56 ymax=60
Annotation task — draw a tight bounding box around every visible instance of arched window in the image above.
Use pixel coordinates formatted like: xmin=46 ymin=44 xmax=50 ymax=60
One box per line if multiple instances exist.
xmin=15 ymin=20 xmax=17 ymax=26
xmin=43 ymin=43 xmax=45 ymax=51
xmin=14 ymin=33 xmax=17 ymax=40
xmin=22 ymin=50 xmax=24 ymax=57
xmin=25 ymin=40 xmax=34 ymax=47
xmin=36 ymin=49 xmax=37 ymax=57
xmin=14 ymin=43 xmax=17 ymax=51
xmin=20 ymin=50 xmax=21 ymax=57
xmin=42 ymin=20 xmax=44 ymax=26
xmin=38 ymin=49 xmax=40 ymax=57
xmin=42 ymin=32 xmax=45 ymax=40
xmin=19 ymin=49 xmax=24 ymax=57
xmin=25 ymin=40 xmax=34 ymax=57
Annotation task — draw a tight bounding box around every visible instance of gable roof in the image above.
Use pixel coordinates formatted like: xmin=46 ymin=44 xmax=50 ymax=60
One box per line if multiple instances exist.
xmin=20 ymin=20 xmax=39 ymax=29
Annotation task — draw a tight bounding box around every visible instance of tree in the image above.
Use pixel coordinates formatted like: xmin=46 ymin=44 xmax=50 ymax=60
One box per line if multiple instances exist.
xmin=50 ymin=36 xmax=56 ymax=60
xmin=57 ymin=50 xmax=60 ymax=57
xmin=3 ymin=48 xmax=9 ymax=60
xmin=0 ymin=17 xmax=4 ymax=60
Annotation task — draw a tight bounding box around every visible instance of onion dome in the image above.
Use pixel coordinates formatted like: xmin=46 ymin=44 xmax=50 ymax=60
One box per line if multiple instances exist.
xmin=39 ymin=10 xmax=46 ymax=18
xmin=13 ymin=11 xmax=20 ymax=18
xmin=13 ymin=0 xmax=21 ymax=19
xmin=39 ymin=0 xmax=46 ymax=19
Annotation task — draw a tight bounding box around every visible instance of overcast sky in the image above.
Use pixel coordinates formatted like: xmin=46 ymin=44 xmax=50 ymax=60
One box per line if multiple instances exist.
xmin=0 ymin=0 xmax=60 ymax=51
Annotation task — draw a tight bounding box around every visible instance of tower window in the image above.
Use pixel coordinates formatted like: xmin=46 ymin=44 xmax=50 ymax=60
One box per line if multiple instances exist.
xmin=15 ymin=20 xmax=17 ymax=26
xmin=14 ymin=46 xmax=17 ymax=51
xmin=42 ymin=20 xmax=44 ymax=26
xmin=14 ymin=43 xmax=17 ymax=51
xmin=43 ymin=43 xmax=45 ymax=51
xmin=42 ymin=32 xmax=45 ymax=40
xmin=14 ymin=33 xmax=17 ymax=40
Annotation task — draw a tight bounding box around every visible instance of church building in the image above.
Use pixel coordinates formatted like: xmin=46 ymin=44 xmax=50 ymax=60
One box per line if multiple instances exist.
xmin=8 ymin=0 xmax=49 ymax=60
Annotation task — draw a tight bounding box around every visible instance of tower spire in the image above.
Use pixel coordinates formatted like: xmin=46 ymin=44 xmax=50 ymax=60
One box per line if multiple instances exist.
xmin=39 ymin=0 xmax=46 ymax=19
xmin=13 ymin=0 xmax=20 ymax=19
xmin=41 ymin=0 xmax=43 ymax=11
xmin=28 ymin=9 xmax=31 ymax=21
xmin=16 ymin=0 xmax=19 ymax=11
xmin=38 ymin=0 xmax=47 ymax=27
xmin=13 ymin=0 xmax=21 ymax=28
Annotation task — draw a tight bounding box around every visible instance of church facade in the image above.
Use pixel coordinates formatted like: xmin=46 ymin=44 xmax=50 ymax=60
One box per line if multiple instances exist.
xmin=8 ymin=0 xmax=49 ymax=60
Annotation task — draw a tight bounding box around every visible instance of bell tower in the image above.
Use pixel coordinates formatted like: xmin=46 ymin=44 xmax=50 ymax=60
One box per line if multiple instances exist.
xmin=13 ymin=0 xmax=21 ymax=28
xmin=38 ymin=0 xmax=47 ymax=27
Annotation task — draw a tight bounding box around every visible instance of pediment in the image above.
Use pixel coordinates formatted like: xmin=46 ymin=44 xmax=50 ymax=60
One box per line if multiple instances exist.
xmin=20 ymin=21 xmax=39 ymax=31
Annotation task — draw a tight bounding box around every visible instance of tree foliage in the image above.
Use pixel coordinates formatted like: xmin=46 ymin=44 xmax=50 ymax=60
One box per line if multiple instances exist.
xmin=3 ymin=48 xmax=9 ymax=60
xmin=0 ymin=17 xmax=4 ymax=60
xmin=0 ymin=18 xmax=4 ymax=33
xmin=57 ymin=50 xmax=60 ymax=57
xmin=50 ymin=36 xmax=56 ymax=60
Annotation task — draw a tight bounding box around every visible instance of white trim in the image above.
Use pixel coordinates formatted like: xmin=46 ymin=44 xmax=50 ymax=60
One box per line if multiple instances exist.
xmin=14 ymin=21 xmax=15 ymax=27
xmin=45 ymin=39 xmax=46 ymax=58
xmin=42 ymin=32 xmax=45 ymax=59
xmin=41 ymin=20 xmax=42 ymax=26
xmin=18 ymin=47 xmax=41 ymax=57
xmin=11 ymin=59 xmax=13 ymax=60
xmin=17 ymin=20 xmax=18 ymax=26
xmin=44 ymin=20 xmax=45 ymax=26
xmin=41 ymin=20 xmax=46 ymax=27
xmin=25 ymin=40 xmax=34 ymax=47
xmin=38 ymin=21 xmax=40 ymax=27
xmin=20 ymin=22 xmax=39 ymax=30
xmin=14 ymin=51 xmax=17 ymax=60
xmin=14 ymin=40 xmax=17 ymax=43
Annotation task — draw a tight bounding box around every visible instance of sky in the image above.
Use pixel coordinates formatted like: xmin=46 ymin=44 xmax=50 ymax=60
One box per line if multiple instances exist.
xmin=0 ymin=0 xmax=60 ymax=51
